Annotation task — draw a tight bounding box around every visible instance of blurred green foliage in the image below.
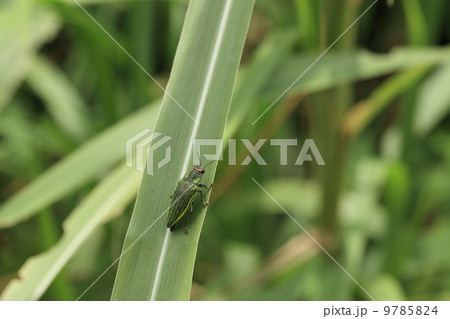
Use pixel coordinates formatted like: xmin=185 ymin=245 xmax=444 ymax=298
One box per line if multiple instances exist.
xmin=1 ymin=0 xmax=450 ymax=301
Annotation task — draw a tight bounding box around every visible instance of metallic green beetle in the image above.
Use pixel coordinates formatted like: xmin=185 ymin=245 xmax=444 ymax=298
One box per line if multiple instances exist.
xmin=167 ymin=164 xmax=213 ymax=232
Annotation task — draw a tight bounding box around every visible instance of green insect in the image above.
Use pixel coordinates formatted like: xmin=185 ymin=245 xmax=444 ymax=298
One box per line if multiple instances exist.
xmin=167 ymin=162 xmax=213 ymax=232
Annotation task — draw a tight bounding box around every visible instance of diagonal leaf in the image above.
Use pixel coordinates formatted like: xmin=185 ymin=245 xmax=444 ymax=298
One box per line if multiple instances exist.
xmin=413 ymin=62 xmax=450 ymax=137
xmin=110 ymin=0 xmax=255 ymax=301
xmin=0 ymin=102 xmax=159 ymax=228
xmin=0 ymin=165 xmax=141 ymax=301
xmin=26 ymin=56 xmax=92 ymax=141
xmin=342 ymin=66 xmax=431 ymax=139
xmin=262 ymin=47 xmax=450 ymax=98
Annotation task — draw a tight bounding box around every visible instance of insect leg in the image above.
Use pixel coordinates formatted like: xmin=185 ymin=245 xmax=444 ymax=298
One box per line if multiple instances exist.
xmin=198 ymin=189 xmax=209 ymax=206
xmin=198 ymin=183 xmax=213 ymax=190
xmin=184 ymin=204 xmax=193 ymax=233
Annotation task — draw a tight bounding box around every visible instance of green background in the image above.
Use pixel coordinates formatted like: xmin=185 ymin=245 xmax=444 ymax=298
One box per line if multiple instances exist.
xmin=1 ymin=0 xmax=450 ymax=301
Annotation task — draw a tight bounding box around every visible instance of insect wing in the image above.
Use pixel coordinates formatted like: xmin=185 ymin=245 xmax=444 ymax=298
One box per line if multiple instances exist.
xmin=167 ymin=180 xmax=198 ymax=228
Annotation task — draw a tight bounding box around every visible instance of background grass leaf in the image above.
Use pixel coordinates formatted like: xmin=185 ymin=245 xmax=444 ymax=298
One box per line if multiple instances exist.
xmin=413 ymin=62 xmax=450 ymax=137
xmin=0 ymin=0 xmax=60 ymax=111
xmin=0 ymin=102 xmax=158 ymax=228
xmin=0 ymin=165 xmax=141 ymax=301
xmin=26 ymin=56 xmax=91 ymax=141
xmin=262 ymin=48 xmax=450 ymax=98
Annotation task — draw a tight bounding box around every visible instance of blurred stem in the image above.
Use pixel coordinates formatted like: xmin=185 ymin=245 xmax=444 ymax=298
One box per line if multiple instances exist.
xmin=311 ymin=0 xmax=360 ymax=233
xmin=399 ymin=85 xmax=419 ymax=161
xmin=420 ymin=0 xmax=446 ymax=44
xmin=129 ymin=0 xmax=155 ymax=108
xmin=295 ymin=0 xmax=320 ymax=49
xmin=399 ymin=0 xmax=429 ymax=161
xmin=130 ymin=1 xmax=154 ymax=73
xmin=167 ymin=2 xmax=187 ymax=63
xmin=93 ymin=8 xmax=121 ymax=124
xmin=383 ymin=1 xmax=434 ymax=277
xmin=155 ymin=2 xmax=171 ymax=71
xmin=401 ymin=0 xmax=429 ymax=46
xmin=384 ymin=162 xmax=410 ymax=275
xmin=310 ymin=92 xmax=346 ymax=231
xmin=56 ymin=5 xmax=118 ymax=126
xmin=393 ymin=0 xmax=438 ymax=274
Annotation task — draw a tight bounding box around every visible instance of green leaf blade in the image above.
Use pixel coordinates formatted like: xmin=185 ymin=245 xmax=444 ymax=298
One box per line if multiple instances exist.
xmin=111 ymin=0 xmax=255 ymax=301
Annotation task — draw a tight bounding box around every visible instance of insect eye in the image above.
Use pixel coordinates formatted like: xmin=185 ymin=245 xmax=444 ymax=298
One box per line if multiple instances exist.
xmin=193 ymin=167 xmax=204 ymax=174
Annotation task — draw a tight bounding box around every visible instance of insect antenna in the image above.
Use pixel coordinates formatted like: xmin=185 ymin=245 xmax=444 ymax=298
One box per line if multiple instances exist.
xmin=203 ymin=160 xmax=215 ymax=169
xmin=195 ymin=151 xmax=202 ymax=166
